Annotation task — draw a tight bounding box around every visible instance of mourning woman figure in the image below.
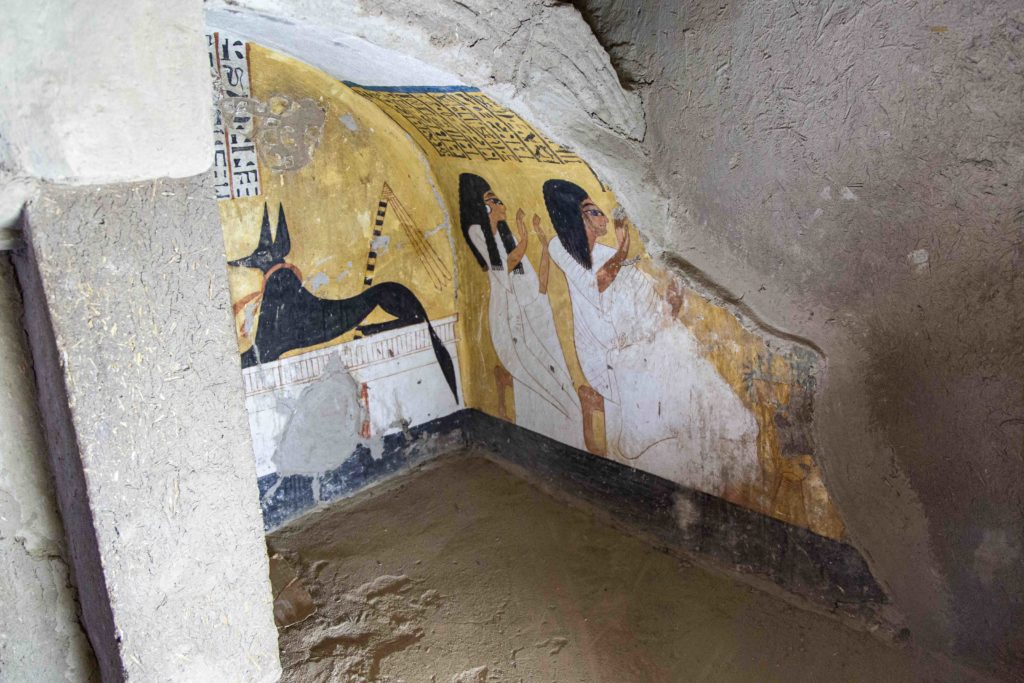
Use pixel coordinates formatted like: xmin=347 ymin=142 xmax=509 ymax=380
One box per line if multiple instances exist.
xmin=539 ymin=179 xmax=759 ymax=496
xmin=458 ymin=173 xmax=583 ymax=448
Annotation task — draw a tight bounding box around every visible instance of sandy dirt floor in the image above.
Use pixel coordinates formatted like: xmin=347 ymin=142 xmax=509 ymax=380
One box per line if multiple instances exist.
xmin=268 ymin=454 xmax=987 ymax=682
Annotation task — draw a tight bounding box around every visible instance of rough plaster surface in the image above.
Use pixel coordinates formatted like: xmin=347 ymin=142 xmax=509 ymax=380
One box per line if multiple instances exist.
xmin=206 ymin=10 xmax=466 ymax=88
xmin=273 ymin=356 xmax=367 ymax=477
xmin=0 ymin=256 xmax=96 ymax=681
xmin=572 ymin=1 xmax=1024 ymax=674
xmin=0 ymin=0 xmax=212 ymax=183
xmin=208 ymin=0 xmax=1024 ymax=674
xmin=16 ymin=176 xmax=280 ymax=681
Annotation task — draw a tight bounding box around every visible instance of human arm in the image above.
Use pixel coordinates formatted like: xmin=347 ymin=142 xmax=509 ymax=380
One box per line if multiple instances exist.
xmin=506 ymin=208 xmax=529 ymax=273
xmin=532 ymin=214 xmax=551 ymax=294
xmin=665 ymin=277 xmax=683 ymax=318
xmin=596 ymin=212 xmax=631 ymax=293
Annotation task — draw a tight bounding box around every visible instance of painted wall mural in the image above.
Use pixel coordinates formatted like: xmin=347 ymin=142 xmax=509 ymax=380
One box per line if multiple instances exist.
xmin=457 ymin=172 xmax=585 ymax=451
xmin=209 ymin=35 xmax=845 ymax=540
xmin=210 ymin=35 xmax=465 ymax=527
xmin=208 ymin=32 xmax=261 ymax=199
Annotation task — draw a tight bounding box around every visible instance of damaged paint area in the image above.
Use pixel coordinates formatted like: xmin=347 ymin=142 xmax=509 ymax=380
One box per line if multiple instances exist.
xmin=217 ymin=94 xmax=326 ymax=173
xmin=243 ymin=319 xmax=463 ymax=527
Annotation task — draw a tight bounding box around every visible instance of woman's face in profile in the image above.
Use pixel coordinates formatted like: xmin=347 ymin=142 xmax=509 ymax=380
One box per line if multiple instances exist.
xmin=580 ymin=197 xmax=608 ymax=243
xmin=483 ymin=191 xmax=507 ymax=226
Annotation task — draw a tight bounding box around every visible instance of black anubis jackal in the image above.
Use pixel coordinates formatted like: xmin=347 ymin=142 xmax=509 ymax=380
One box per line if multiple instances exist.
xmin=228 ymin=203 xmax=459 ymax=402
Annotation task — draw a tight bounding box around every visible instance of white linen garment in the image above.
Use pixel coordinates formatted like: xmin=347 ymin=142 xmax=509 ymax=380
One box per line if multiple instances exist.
xmin=548 ymin=239 xmax=760 ymax=495
xmin=468 ymin=224 xmax=584 ymax=448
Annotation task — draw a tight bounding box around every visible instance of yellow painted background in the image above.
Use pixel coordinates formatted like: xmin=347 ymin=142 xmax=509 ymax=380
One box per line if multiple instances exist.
xmin=221 ymin=45 xmax=456 ymax=361
xmin=219 ymin=45 xmax=845 ymax=540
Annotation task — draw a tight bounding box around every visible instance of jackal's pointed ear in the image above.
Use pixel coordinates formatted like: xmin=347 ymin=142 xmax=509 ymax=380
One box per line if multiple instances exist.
xmin=257 ymin=202 xmax=273 ymax=250
xmin=271 ymin=204 xmax=291 ymax=259
xmin=227 ymin=203 xmax=274 ymax=268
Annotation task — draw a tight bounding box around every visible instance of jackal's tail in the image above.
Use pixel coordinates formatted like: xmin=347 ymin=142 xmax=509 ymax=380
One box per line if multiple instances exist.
xmin=360 ymin=282 xmax=459 ymax=403
xmin=425 ymin=319 xmax=458 ymax=403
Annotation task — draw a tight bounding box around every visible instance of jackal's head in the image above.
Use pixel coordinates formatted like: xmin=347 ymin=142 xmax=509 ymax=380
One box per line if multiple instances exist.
xmin=227 ymin=203 xmax=291 ymax=273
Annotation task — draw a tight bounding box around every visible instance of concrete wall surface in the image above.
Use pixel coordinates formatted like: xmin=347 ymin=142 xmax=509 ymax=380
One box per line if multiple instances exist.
xmin=0 ymin=0 xmax=212 ymax=183
xmin=0 ymin=255 xmax=97 ymax=681
xmin=210 ymin=0 xmax=1023 ymax=675
xmin=15 ymin=175 xmax=280 ymax=682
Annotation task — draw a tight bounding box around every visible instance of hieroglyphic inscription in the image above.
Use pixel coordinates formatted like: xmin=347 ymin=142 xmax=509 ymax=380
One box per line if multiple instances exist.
xmin=350 ymin=87 xmax=582 ymax=165
xmin=208 ymin=32 xmax=261 ymax=200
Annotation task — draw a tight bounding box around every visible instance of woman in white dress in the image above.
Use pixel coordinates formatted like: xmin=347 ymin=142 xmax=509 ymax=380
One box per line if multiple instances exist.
xmin=538 ymin=179 xmax=760 ymax=496
xmin=459 ymin=173 xmax=584 ymax=448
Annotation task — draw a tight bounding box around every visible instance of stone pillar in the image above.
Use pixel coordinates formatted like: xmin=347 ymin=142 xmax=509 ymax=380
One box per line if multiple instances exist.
xmin=13 ymin=175 xmax=281 ymax=682
xmin=0 ymin=254 xmax=97 ymax=680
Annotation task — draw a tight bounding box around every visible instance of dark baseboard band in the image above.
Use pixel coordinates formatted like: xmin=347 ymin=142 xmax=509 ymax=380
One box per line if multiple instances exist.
xmin=461 ymin=410 xmax=886 ymax=610
xmin=257 ymin=410 xmax=470 ymax=530
xmin=261 ymin=408 xmax=885 ymax=610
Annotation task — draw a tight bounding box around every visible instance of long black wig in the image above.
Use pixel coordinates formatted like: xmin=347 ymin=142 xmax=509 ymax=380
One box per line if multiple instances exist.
xmin=542 ymin=179 xmax=593 ymax=270
xmin=458 ymin=173 xmax=522 ymax=273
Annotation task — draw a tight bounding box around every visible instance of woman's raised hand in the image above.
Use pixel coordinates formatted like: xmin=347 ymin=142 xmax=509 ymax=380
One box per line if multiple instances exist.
xmin=666 ymin=278 xmax=683 ymax=318
xmin=613 ymin=211 xmax=630 ymax=254
xmin=515 ymin=208 xmax=529 ymax=241
xmin=533 ymin=213 xmax=552 ymax=294
xmin=531 ymin=214 xmax=550 ymax=247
